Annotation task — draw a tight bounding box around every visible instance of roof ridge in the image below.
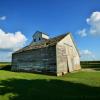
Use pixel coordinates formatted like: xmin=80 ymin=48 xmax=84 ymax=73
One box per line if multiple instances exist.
xmin=13 ymin=32 xmax=69 ymax=54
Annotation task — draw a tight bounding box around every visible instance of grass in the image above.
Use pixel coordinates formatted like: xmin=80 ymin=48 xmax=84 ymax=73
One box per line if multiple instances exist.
xmin=0 ymin=70 xmax=100 ymax=100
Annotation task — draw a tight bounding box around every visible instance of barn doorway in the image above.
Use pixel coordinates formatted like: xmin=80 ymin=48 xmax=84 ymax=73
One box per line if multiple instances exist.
xmin=64 ymin=43 xmax=74 ymax=73
xmin=66 ymin=57 xmax=69 ymax=72
xmin=67 ymin=56 xmax=74 ymax=72
xmin=66 ymin=45 xmax=74 ymax=72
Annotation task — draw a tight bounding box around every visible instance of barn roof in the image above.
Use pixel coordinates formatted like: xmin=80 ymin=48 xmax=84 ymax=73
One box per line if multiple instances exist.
xmin=14 ymin=33 xmax=68 ymax=54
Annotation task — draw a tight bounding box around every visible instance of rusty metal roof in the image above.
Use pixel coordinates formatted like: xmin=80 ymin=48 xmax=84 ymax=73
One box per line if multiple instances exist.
xmin=13 ymin=33 xmax=68 ymax=54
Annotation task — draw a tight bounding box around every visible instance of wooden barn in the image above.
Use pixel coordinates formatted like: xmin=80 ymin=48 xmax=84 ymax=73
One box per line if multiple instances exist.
xmin=11 ymin=31 xmax=81 ymax=76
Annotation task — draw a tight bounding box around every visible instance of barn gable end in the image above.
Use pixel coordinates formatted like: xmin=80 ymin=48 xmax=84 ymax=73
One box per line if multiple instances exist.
xmin=56 ymin=33 xmax=81 ymax=76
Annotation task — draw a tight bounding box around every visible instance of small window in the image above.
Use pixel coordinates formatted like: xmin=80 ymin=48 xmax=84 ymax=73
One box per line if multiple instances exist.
xmin=34 ymin=39 xmax=36 ymax=42
xmin=39 ymin=37 xmax=41 ymax=41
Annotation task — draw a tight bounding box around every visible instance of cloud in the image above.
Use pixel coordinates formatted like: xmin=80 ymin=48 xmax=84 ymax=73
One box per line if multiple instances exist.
xmin=87 ymin=11 xmax=100 ymax=35
xmin=0 ymin=29 xmax=27 ymax=62
xmin=80 ymin=50 xmax=92 ymax=55
xmin=0 ymin=29 xmax=27 ymax=51
xmin=78 ymin=11 xmax=100 ymax=37
xmin=0 ymin=48 xmax=13 ymax=52
xmin=0 ymin=16 xmax=6 ymax=20
xmin=0 ymin=51 xmax=12 ymax=62
xmin=77 ymin=29 xmax=87 ymax=37
xmin=80 ymin=49 xmax=96 ymax=60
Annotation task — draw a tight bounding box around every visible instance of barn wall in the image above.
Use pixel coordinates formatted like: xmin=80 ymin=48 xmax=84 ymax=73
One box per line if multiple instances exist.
xmin=12 ymin=45 xmax=57 ymax=74
xmin=56 ymin=45 xmax=68 ymax=76
xmin=56 ymin=34 xmax=81 ymax=76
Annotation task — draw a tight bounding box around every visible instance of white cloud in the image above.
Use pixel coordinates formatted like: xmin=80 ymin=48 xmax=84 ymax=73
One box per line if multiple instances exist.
xmin=0 ymin=29 xmax=27 ymax=51
xmin=78 ymin=11 xmax=100 ymax=37
xmin=87 ymin=11 xmax=100 ymax=35
xmin=80 ymin=49 xmax=96 ymax=60
xmin=0 ymin=52 xmax=12 ymax=62
xmin=77 ymin=29 xmax=87 ymax=37
xmin=0 ymin=29 xmax=27 ymax=62
xmin=0 ymin=16 xmax=6 ymax=20
xmin=80 ymin=50 xmax=92 ymax=55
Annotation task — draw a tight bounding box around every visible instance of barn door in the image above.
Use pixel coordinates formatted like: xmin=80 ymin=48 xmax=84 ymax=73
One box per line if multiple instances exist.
xmin=67 ymin=56 xmax=74 ymax=72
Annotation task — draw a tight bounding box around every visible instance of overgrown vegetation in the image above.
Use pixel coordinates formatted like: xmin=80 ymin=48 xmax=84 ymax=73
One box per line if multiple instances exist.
xmin=0 ymin=70 xmax=100 ymax=100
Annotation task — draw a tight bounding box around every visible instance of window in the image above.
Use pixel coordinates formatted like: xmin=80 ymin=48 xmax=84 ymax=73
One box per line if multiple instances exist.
xmin=34 ymin=39 xmax=36 ymax=42
xmin=39 ymin=37 xmax=41 ymax=41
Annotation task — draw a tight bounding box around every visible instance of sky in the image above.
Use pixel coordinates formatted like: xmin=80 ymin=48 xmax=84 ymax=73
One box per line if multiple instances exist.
xmin=0 ymin=0 xmax=100 ymax=62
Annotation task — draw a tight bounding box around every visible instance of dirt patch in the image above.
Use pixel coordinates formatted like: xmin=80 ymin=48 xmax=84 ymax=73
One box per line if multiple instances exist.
xmin=82 ymin=68 xmax=100 ymax=72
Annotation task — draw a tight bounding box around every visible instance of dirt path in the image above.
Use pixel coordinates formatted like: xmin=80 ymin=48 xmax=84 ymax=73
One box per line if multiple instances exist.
xmin=82 ymin=68 xmax=100 ymax=72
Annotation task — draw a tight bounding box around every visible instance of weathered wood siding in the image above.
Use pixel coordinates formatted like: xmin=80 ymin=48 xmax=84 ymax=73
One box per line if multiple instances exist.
xmin=30 ymin=31 xmax=49 ymax=45
xmin=56 ymin=34 xmax=81 ymax=76
xmin=56 ymin=45 xmax=68 ymax=76
xmin=12 ymin=45 xmax=56 ymax=74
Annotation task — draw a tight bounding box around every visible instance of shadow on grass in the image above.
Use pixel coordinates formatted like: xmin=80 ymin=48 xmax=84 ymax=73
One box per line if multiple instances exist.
xmin=0 ymin=79 xmax=100 ymax=100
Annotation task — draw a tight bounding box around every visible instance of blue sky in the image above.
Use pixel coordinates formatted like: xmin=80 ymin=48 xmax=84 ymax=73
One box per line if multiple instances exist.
xmin=0 ymin=0 xmax=100 ymax=61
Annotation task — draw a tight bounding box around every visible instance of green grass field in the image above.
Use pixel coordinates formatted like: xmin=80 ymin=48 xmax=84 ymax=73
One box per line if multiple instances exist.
xmin=0 ymin=70 xmax=100 ymax=100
